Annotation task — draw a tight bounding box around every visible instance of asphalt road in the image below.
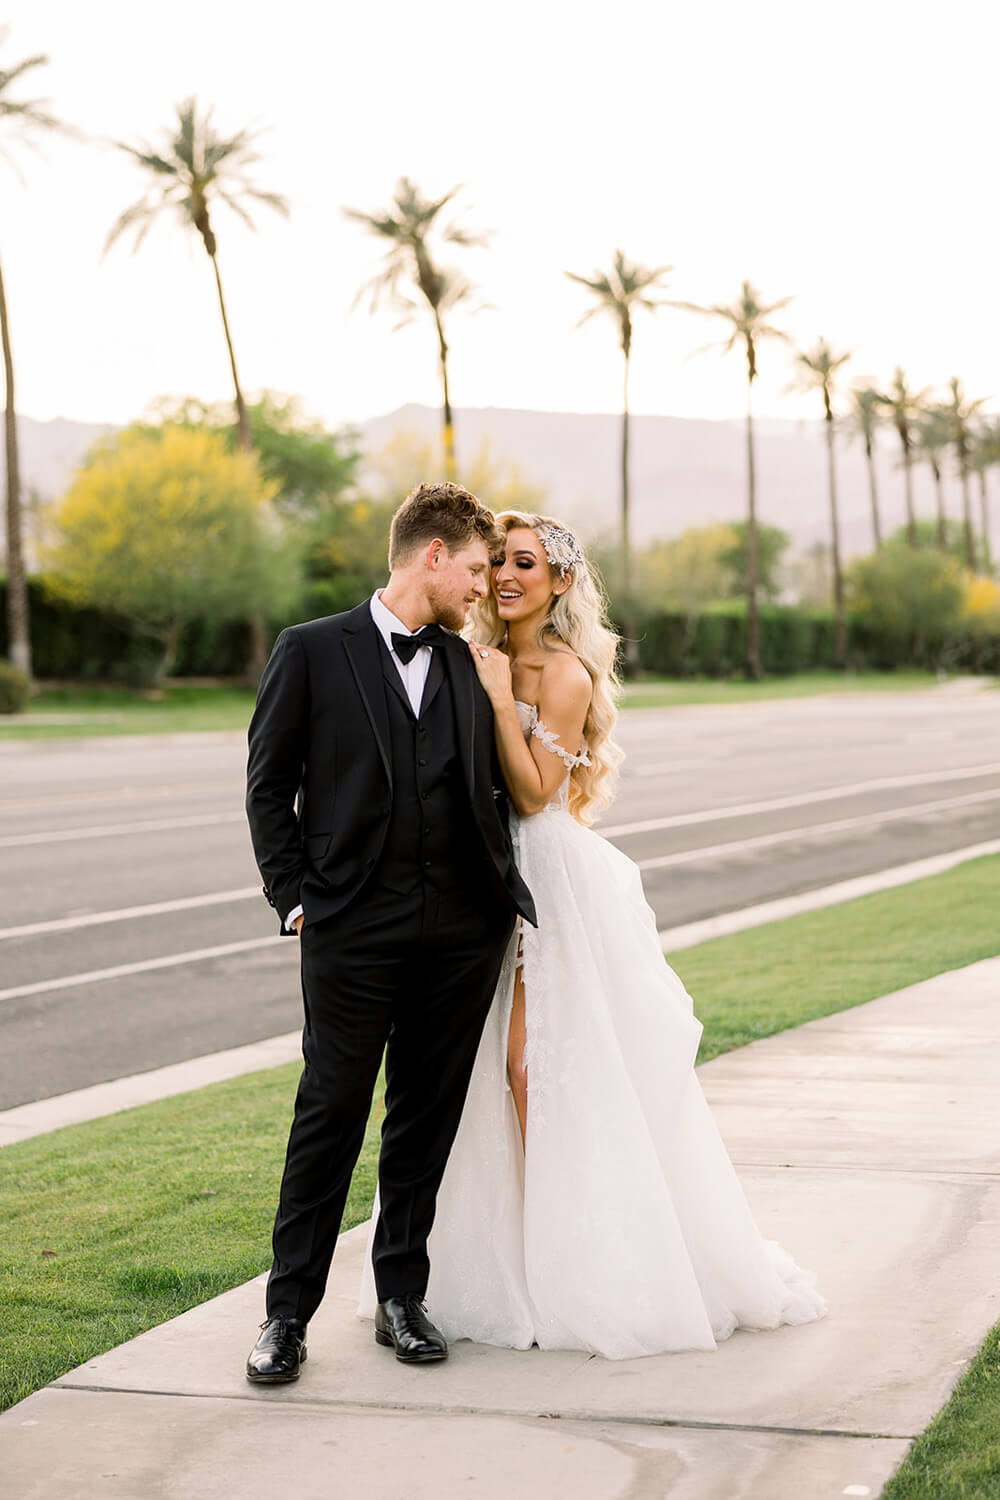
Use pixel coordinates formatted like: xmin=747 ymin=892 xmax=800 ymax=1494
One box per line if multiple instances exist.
xmin=1 ymin=681 xmax=998 ymax=1109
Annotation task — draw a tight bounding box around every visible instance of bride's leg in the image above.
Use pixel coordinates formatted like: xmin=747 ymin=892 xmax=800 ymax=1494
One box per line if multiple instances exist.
xmin=506 ymin=964 xmax=528 ymax=1143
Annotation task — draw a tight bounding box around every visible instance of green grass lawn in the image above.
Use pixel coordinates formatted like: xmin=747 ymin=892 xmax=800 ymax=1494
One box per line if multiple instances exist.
xmin=670 ymin=851 xmax=1000 ymax=1062
xmin=3 ymin=853 xmax=999 ymax=1492
xmin=0 ymin=669 xmax=971 ymax=738
xmin=619 ymin=668 xmax=959 ymax=709
xmin=882 ymin=1323 xmax=1000 ymax=1499
xmin=0 ymin=682 xmax=258 ymax=738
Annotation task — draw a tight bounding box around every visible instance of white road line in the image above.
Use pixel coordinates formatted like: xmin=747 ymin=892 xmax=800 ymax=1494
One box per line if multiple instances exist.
xmin=656 ymin=839 xmax=1000 ymax=950
xmin=0 ymin=810 xmax=244 ymax=849
xmin=0 ymin=887 xmax=260 ymax=941
xmin=601 ymin=761 xmax=1000 ymax=837
xmin=636 ymin=788 xmax=1000 ymax=872
xmin=0 ymin=780 xmax=241 ymax=811
xmin=7 ymin=761 xmax=999 ymax=849
xmin=0 ymin=935 xmax=286 ymax=1004
xmin=7 ymin=845 xmax=999 ymax=1146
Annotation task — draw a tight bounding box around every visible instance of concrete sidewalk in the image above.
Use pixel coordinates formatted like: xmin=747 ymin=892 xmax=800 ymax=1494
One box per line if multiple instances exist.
xmin=3 ymin=957 xmax=999 ymax=1499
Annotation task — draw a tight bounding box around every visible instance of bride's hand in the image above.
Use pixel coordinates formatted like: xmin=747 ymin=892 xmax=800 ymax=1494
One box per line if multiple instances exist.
xmin=468 ymin=641 xmax=513 ymax=706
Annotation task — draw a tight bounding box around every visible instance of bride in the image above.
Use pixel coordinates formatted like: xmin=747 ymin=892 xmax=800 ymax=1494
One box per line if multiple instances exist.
xmin=361 ymin=511 xmax=826 ymax=1359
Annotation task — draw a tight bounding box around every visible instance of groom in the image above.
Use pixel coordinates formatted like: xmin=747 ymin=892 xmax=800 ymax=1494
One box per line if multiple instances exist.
xmin=244 ymin=481 xmax=535 ymax=1381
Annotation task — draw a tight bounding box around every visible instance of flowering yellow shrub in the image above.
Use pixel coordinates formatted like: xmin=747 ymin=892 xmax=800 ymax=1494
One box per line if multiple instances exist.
xmin=962 ymin=574 xmax=1000 ymax=633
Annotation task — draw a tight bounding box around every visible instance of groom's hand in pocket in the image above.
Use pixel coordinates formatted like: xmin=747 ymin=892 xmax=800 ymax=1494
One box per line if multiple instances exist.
xmin=294 ymin=914 xmax=304 ymax=936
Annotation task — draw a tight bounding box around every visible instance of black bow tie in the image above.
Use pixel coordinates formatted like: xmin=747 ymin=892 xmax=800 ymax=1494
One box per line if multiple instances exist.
xmin=391 ymin=624 xmax=447 ymax=664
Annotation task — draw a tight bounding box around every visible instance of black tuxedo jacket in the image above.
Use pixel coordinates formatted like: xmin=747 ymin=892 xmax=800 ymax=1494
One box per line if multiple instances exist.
xmin=246 ymin=600 xmax=536 ymax=933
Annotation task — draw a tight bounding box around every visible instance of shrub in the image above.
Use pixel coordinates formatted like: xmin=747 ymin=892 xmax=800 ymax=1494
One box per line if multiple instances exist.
xmin=0 ymin=660 xmax=30 ymax=714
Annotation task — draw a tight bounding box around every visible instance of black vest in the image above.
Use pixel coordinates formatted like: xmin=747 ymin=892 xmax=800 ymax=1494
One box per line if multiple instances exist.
xmin=374 ymin=638 xmax=481 ymax=895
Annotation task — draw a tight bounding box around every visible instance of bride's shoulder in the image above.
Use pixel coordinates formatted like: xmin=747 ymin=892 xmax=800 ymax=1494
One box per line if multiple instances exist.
xmin=539 ymin=647 xmax=592 ymax=706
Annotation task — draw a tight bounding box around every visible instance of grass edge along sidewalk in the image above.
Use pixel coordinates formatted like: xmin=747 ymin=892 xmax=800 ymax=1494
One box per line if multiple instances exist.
xmin=3 ymin=854 xmax=999 ymax=1496
xmin=0 ymin=670 xmax=965 ymax=738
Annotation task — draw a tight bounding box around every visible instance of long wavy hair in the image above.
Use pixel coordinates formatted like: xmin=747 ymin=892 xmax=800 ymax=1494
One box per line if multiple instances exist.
xmin=467 ymin=511 xmax=624 ymax=824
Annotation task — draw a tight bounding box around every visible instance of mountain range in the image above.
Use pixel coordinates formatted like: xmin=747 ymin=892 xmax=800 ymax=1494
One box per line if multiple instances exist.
xmin=4 ymin=403 xmax=952 ymax=562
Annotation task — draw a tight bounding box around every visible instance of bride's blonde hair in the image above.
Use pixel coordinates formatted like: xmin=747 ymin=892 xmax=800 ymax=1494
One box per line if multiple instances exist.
xmin=467 ymin=510 xmax=624 ymax=824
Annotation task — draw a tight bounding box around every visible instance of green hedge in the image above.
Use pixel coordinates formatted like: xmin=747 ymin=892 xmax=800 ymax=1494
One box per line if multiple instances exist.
xmin=637 ymin=604 xmax=841 ymax=677
xmin=3 ymin=579 xmax=999 ymax=680
xmin=0 ymin=578 xmax=252 ymax=681
xmin=635 ymin=602 xmax=1000 ymax=677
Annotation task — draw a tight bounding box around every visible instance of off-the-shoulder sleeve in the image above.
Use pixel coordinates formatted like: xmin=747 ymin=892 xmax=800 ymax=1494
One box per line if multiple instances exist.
xmin=527 ymin=706 xmax=592 ymax=770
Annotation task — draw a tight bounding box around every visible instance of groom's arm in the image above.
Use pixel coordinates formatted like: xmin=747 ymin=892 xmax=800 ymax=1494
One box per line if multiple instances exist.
xmin=246 ymin=627 xmax=309 ymax=932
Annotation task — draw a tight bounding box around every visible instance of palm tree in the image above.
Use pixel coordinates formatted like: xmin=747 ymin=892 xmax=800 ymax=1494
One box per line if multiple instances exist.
xmin=912 ymin=408 xmax=953 ymax=552
xmin=939 ymin=377 xmax=987 ymax=571
xmin=106 ymin=98 xmax=288 ymax=453
xmin=344 ymin=178 xmax=487 ymax=480
xmin=847 ymin=383 xmax=884 ymax=549
xmin=789 ymin=339 xmax=851 ymax=664
xmin=0 ymin=32 xmax=73 ymax=679
xmin=672 ymin=280 xmax=792 ymax=679
xmin=968 ymin=420 xmax=999 ymax=575
xmin=566 ymin=249 xmax=672 ymax=674
xmin=875 ymin=369 xmax=929 ymax=548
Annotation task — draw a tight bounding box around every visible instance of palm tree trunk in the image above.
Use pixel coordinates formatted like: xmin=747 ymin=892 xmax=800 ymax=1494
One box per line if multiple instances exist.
xmin=745 ymin=378 xmax=762 ymax=680
xmin=209 ymin=250 xmax=266 ymax=680
xmin=433 ymin=309 xmax=456 ymax=481
xmin=210 ymin=252 xmax=251 ymax=453
xmin=931 ymin=459 xmax=947 ymax=551
xmin=826 ymin=413 xmax=846 ymax=666
xmin=209 ymin=253 xmax=250 ymax=450
xmin=619 ymin=350 xmax=638 ymax=677
xmin=0 ymin=254 xmax=30 ymax=680
xmin=864 ymin=434 xmax=881 ymax=549
xmin=959 ymin=462 xmax=976 ymax=571
xmin=978 ymin=468 xmax=993 ymax=575
xmin=901 ymin=436 xmax=917 ymax=547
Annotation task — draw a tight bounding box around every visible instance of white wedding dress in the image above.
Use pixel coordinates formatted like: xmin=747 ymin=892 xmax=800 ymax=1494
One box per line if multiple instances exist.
xmin=359 ymin=701 xmax=826 ymax=1359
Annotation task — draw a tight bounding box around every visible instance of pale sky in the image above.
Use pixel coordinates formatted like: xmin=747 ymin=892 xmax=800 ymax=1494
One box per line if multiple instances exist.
xmin=3 ymin=0 xmax=998 ymax=433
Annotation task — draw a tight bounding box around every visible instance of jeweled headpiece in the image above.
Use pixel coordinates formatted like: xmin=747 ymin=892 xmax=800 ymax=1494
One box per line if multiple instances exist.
xmin=536 ymin=523 xmax=585 ymax=580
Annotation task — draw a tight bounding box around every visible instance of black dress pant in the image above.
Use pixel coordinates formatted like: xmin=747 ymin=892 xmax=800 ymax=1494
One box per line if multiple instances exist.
xmin=266 ymin=878 xmax=515 ymax=1322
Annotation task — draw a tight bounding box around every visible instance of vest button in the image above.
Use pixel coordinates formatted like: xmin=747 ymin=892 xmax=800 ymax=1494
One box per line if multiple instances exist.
xmin=418 ymin=758 xmax=428 ymax=766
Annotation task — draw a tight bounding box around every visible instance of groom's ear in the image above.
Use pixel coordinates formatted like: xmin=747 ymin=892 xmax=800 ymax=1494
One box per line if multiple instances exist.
xmin=425 ymin=538 xmax=448 ymax=571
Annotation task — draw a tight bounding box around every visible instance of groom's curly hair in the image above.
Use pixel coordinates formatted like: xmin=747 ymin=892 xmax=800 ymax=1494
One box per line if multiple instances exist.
xmin=389 ymin=481 xmax=503 ymax=567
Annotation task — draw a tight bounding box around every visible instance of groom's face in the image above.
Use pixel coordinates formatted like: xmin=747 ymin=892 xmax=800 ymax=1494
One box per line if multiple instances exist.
xmin=427 ymin=538 xmax=491 ymax=631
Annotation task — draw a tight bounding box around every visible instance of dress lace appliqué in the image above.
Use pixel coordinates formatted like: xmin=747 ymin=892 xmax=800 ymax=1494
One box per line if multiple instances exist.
xmin=524 ymin=703 xmax=592 ymax=770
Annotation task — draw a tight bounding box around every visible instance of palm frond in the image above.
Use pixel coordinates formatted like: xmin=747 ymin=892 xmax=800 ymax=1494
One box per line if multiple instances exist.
xmin=215 ymin=188 xmax=257 ymax=230
xmin=243 ymin=186 xmax=290 ymax=217
xmin=0 ymin=51 xmax=50 ymax=89
xmin=102 ymin=196 xmax=158 ymax=255
xmin=109 ymin=97 xmax=286 ymax=250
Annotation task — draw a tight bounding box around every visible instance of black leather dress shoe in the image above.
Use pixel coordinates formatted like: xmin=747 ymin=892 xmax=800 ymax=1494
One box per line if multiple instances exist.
xmin=246 ymin=1316 xmax=307 ymax=1383
xmin=375 ymin=1295 xmax=448 ymax=1363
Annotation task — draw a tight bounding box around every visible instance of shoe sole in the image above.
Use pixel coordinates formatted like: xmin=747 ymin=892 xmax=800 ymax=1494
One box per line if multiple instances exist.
xmin=374 ymin=1328 xmax=448 ymax=1362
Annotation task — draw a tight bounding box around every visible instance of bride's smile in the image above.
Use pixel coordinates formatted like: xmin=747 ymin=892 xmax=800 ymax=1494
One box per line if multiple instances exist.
xmin=493 ymin=529 xmax=560 ymax=623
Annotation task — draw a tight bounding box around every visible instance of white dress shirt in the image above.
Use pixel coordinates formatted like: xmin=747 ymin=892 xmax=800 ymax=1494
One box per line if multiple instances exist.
xmin=285 ymin=591 xmax=433 ymax=931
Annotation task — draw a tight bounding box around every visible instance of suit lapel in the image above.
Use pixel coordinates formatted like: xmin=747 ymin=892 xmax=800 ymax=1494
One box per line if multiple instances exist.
xmin=342 ymin=606 xmax=391 ymax=785
xmin=439 ymin=632 xmax=477 ymax=797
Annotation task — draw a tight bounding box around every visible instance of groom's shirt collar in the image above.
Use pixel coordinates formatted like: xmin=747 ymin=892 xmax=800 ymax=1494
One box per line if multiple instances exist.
xmin=369 ymin=589 xmax=433 ymax=716
xmin=370 ymin=588 xmax=415 ymax=651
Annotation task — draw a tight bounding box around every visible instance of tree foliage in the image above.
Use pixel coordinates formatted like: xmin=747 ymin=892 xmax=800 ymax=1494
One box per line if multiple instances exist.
xmin=847 ymin=541 xmax=964 ymax=663
xmin=636 ymin=525 xmax=738 ymax=612
xmin=362 ymin=429 xmax=548 ymax=514
xmin=147 ymin=392 xmax=360 ymax=522
xmin=718 ymin=521 xmax=790 ymax=602
xmin=43 ymin=426 xmax=294 ymax=674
